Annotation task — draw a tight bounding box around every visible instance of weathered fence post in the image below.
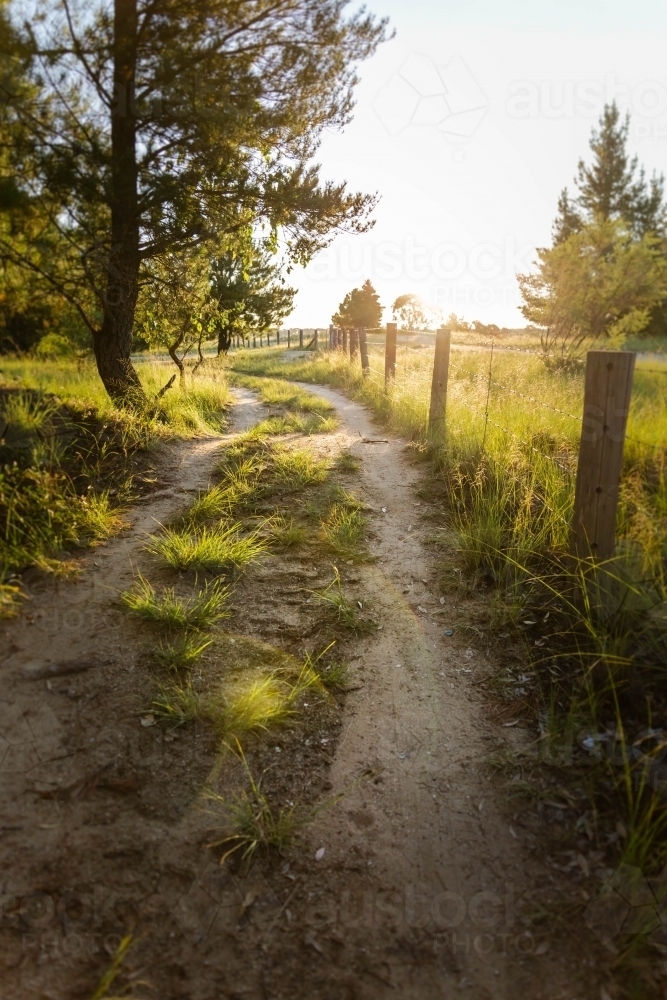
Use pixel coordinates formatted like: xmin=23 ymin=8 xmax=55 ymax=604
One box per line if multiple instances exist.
xmin=359 ymin=327 xmax=369 ymax=376
xmin=253 ymin=335 xmax=256 ymax=348
xmin=571 ymin=350 xmax=636 ymax=560
xmin=428 ymin=327 xmax=451 ymax=435
xmin=350 ymin=328 xmax=358 ymax=358
xmin=313 ymin=329 xmax=318 ymax=350
xmin=276 ymin=329 xmax=280 ymax=346
xmin=385 ymin=322 xmax=397 ymax=388
xmin=299 ymin=329 xmax=303 ymax=348
xmin=342 ymin=328 xmax=348 ymax=353
xmin=267 ymin=332 xmax=271 ymax=347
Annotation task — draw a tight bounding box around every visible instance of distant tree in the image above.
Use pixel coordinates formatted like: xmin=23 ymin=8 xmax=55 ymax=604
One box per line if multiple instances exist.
xmin=519 ymin=218 xmax=667 ymax=360
xmin=553 ymin=103 xmax=667 ymax=244
xmin=443 ymin=312 xmax=472 ymax=332
xmin=210 ymin=248 xmax=296 ymax=354
xmin=391 ymin=293 xmax=428 ymax=331
xmin=332 ymin=279 xmax=382 ymax=329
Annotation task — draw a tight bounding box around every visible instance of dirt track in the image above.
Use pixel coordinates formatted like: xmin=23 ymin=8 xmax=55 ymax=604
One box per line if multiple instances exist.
xmin=0 ymin=384 xmax=592 ymax=999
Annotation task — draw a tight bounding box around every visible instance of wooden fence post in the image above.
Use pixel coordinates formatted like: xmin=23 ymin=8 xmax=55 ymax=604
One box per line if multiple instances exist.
xmin=385 ymin=322 xmax=397 ymax=388
xmin=253 ymin=335 xmax=256 ymax=348
xmin=428 ymin=327 xmax=451 ymax=435
xmin=313 ymin=329 xmax=318 ymax=350
xmin=276 ymin=330 xmax=280 ymax=346
xmin=571 ymin=350 xmax=636 ymax=561
xmin=359 ymin=327 xmax=369 ymax=376
xmin=349 ymin=328 xmax=358 ymax=358
xmin=267 ymin=332 xmax=271 ymax=347
xmin=299 ymin=329 xmax=303 ymax=348
xmin=342 ymin=328 xmax=348 ymax=352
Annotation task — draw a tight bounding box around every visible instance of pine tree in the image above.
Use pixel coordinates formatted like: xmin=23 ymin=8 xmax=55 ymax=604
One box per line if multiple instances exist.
xmin=210 ymin=248 xmax=296 ymax=354
xmin=332 ymin=279 xmax=382 ymax=329
xmin=552 ymin=103 xmax=666 ymax=243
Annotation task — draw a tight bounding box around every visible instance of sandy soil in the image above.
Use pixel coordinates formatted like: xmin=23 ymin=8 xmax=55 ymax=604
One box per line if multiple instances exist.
xmin=0 ymin=384 xmax=599 ymax=1000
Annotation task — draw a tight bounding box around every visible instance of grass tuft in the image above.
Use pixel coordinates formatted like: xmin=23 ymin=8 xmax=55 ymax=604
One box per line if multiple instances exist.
xmin=120 ymin=575 xmax=230 ymax=629
xmin=217 ymin=675 xmax=293 ymax=739
xmin=320 ymin=504 xmax=366 ymax=560
xmin=269 ymin=515 xmax=308 ymax=550
xmin=313 ymin=568 xmax=373 ymax=632
xmin=153 ymin=677 xmax=203 ymax=724
xmin=207 ymin=743 xmax=301 ymax=864
xmin=153 ymin=633 xmax=213 ymax=670
xmin=146 ymin=523 xmax=266 ymax=573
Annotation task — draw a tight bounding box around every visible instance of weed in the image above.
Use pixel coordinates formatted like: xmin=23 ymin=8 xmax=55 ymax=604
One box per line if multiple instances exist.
xmin=184 ymin=483 xmax=236 ymax=524
xmin=271 ymin=449 xmax=328 ymax=491
xmin=153 ymin=633 xmax=213 ymax=670
xmin=121 ymin=576 xmax=230 ymax=629
xmin=216 ymin=675 xmax=294 ymax=739
xmin=313 ymin=568 xmax=372 ymax=632
xmin=270 ymin=515 xmax=308 ymax=549
xmin=285 ymin=656 xmax=327 ymax=705
xmin=320 ymin=504 xmax=366 ymax=560
xmin=335 ymin=449 xmax=361 ymax=474
xmin=79 ymin=491 xmax=127 ymax=540
xmin=1 ymin=390 xmax=58 ymax=438
xmin=153 ymin=677 xmax=203 ymax=724
xmin=315 ymin=659 xmax=351 ymax=690
xmin=206 ymin=743 xmax=301 ymax=863
xmin=146 ymin=523 xmax=266 ymax=573
xmin=0 ymin=578 xmax=23 ymax=619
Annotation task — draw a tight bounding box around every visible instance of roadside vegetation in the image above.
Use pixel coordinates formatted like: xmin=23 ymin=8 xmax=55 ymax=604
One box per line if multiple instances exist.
xmin=230 ymin=342 xmax=667 ymax=885
xmin=0 ymin=357 xmax=231 ymax=616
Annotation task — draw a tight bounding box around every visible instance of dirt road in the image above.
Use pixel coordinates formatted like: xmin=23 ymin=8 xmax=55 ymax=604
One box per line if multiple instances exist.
xmin=0 ymin=384 xmax=593 ymax=999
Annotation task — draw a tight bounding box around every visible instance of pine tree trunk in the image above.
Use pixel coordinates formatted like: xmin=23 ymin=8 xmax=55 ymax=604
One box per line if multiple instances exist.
xmin=93 ymin=0 xmax=145 ymax=404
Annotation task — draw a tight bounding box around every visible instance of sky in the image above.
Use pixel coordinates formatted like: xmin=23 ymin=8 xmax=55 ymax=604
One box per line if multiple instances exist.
xmin=286 ymin=0 xmax=667 ymax=329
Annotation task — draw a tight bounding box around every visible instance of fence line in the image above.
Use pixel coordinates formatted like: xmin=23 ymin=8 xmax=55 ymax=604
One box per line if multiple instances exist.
xmin=327 ymin=324 xmax=658 ymax=559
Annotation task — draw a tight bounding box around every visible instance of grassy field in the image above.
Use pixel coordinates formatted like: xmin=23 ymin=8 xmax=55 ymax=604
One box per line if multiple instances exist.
xmin=0 ymin=356 xmax=231 ymax=611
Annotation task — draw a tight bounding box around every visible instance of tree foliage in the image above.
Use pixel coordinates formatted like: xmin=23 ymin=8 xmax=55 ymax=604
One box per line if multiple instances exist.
xmin=391 ymin=293 xmax=428 ymax=331
xmin=210 ymin=248 xmax=296 ymax=354
xmin=332 ymin=278 xmax=382 ymax=329
xmin=552 ymin=103 xmax=667 ymax=244
xmin=519 ymin=219 xmax=667 ymax=360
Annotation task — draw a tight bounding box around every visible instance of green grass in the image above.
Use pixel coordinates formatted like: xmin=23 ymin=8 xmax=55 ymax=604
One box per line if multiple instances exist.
xmin=0 ymin=356 xmax=232 ymax=603
xmin=320 ymin=504 xmax=366 ymax=561
xmin=232 ymin=373 xmax=334 ymax=417
xmin=146 ymin=522 xmax=266 ymax=573
xmin=312 ymin=569 xmax=372 ymax=632
xmin=120 ymin=576 xmax=230 ymax=629
xmin=206 ymin=743 xmax=302 ymax=864
xmin=271 ymin=448 xmax=328 ymax=491
xmin=153 ymin=633 xmax=213 ymax=670
xmin=0 ymin=357 xmax=232 ymax=437
xmin=153 ymin=676 xmax=203 ymax=724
